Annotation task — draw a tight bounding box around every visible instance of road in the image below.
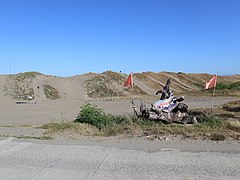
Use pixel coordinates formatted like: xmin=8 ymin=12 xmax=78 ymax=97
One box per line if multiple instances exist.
xmin=0 ymin=138 xmax=239 ymax=180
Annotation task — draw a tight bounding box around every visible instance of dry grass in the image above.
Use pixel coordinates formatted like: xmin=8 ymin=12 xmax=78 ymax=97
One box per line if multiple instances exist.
xmin=85 ymin=74 xmax=124 ymax=98
xmin=227 ymin=120 xmax=240 ymax=132
xmin=40 ymin=121 xmax=100 ymax=136
xmin=38 ymin=101 xmax=240 ymax=141
xmin=43 ymin=85 xmax=61 ymax=100
xmin=4 ymin=72 xmax=36 ymax=99
xmin=39 ymin=115 xmax=240 ymax=141
xmin=84 ymin=71 xmax=147 ymax=98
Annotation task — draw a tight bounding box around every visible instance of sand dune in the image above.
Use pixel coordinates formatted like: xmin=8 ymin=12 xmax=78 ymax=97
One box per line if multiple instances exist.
xmin=0 ymin=71 xmax=239 ymax=126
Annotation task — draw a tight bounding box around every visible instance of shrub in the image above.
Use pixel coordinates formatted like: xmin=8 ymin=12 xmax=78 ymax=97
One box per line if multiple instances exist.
xmin=75 ymin=104 xmax=112 ymax=129
xmin=75 ymin=104 xmax=133 ymax=131
xmin=73 ymin=104 xmax=239 ymax=140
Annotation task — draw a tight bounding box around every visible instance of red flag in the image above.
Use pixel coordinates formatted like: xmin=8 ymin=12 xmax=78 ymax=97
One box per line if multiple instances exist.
xmin=124 ymin=72 xmax=133 ymax=88
xmin=205 ymin=75 xmax=217 ymax=90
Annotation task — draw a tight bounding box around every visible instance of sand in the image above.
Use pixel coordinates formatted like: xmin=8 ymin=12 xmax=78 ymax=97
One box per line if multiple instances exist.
xmin=0 ymin=95 xmax=238 ymax=127
xmin=1 ymin=73 xmax=239 ymax=180
xmin=0 ymin=73 xmax=239 ymax=127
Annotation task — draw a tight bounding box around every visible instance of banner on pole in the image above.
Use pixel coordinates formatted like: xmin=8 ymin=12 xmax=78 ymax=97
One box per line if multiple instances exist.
xmin=124 ymin=72 xmax=133 ymax=88
xmin=205 ymin=75 xmax=217 ymax=90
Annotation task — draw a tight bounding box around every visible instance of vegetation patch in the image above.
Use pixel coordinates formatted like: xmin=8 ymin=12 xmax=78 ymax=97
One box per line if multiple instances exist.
xmin=4 ymin=72 xmax=36 ymax=99
xmin=124 ymin=85 xmax=147 ymax=95
xmin=84 ymin=71 xmax=146 ymax=98
xmin=227 ymin=120 xmax=240 ymax=132
xmin=85 ymin=74 xmax=124 ymax=98
xmin=216 ymin=82 xmax=240 ymax=90
xmin=207 ymin=82 xmax=240 ymax=96
xmin=38 ymin=104 xmax=240 ymax=140
xmin=134 ymin=73 xmax=148 ymax=82
xmin=40 ymin=121 xmax=99 ymax=136
xmin=210 ymin=133 xmax=226 ymax=141
xmin=43 ymin=85 xmax=61 ymax=100
xmin=103 ymin=71 xmax=126 ymax=84
xmin=222 ymin=100 xmax=240 ymax=113
xmin=75 ymin=103 xmax=132 ymax=131
xmin=18 ymin=72 xmax=43 ymax=78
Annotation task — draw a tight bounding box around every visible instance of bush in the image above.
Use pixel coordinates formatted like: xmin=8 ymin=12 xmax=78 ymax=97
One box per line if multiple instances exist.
xmin=75 ymin=104 xmax=133 ymax=131
xmin=75 ymin=104 xmax=112 ymax=129
xmin=73 ymin=104 xmax=239 ymax=140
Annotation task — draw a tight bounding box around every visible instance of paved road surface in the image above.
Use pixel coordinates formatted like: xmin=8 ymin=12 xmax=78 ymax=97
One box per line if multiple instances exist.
xmin=0 ymin=138 xmax=239 ymax=180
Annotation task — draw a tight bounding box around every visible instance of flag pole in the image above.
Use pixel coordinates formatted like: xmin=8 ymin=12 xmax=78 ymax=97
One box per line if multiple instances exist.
xmin=211 ymin=85 xmax=216 ymax=113
xmin=211 ymin=75 xmax=217 ymax=113
xmin=131 ymin=72 xmax=133 ymax=93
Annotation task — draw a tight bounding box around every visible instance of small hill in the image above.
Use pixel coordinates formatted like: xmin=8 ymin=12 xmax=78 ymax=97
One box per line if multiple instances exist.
xmin=134 ymin=72 xmax=240 ymax=96
xmin=1 ymin=71 xmax=240 ymax=101
xmin=84 ymin=71 xmax=146 ymax=99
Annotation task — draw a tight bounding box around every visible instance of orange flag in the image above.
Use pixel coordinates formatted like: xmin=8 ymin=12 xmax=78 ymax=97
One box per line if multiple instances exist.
xmin=205 ymin=75 xmax=217 ymax=90
xmin=124 ymin=72 xmax=133 ymax=88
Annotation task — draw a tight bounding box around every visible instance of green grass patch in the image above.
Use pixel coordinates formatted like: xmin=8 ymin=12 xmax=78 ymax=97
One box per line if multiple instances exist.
xmin=216 ymin=82 xmax=240 ymax=90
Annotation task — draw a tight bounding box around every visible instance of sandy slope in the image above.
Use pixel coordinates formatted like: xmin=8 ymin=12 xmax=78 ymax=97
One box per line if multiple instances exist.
xmin=31 ymin=74 xmax=90 ymax=101
xmin=0 ymin=72 xmax=239 ymax=127
xmin=0 ymin=75 xmax=14 ymax=103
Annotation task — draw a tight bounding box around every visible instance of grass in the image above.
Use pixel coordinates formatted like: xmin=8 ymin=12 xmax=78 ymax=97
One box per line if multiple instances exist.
xmin=85 ymin=75 xmax=123 ymax=98
xmin=40 ymin=121 xmax=100 ymax=136
xmin=40 ymin=116 xmax=239 ymax=141
xmin=43 ymin=85 xmax=61 ymax=100
xmin=222 ymin=100 xmax=240 ymax=114
xmin=102 ymin=71 xmax=126 ymax=84
xmin=85 ymin=72 xmax=146 ymax=98
xmin=226 ymin=120 xmax=240 ymax=132
xmin=216 ymin=82 xmax=240 ymax=90
xmin=4 ymin=72 xmax=36 ymax=99
xmin=39 ymin=103 xmax=240 ymax=141
xmin=123 ymin=85 xmax=147 ymax=95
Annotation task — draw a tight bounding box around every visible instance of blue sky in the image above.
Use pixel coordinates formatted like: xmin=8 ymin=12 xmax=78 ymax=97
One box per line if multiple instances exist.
xmin=0 ymin=0 xmax=239 ymax=76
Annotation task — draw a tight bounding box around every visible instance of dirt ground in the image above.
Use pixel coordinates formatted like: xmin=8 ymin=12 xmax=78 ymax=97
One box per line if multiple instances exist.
xmin=0 ymin=96 xmax=239 ymax=127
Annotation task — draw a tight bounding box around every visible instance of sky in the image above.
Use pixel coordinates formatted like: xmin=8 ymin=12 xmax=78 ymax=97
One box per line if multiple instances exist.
xmin=0 ymin=0 xmax=239 ymax=77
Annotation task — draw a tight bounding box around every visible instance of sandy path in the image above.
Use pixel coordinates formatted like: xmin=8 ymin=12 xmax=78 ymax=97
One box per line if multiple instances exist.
xmin=0 ymin=96 xmax=239 ymax=126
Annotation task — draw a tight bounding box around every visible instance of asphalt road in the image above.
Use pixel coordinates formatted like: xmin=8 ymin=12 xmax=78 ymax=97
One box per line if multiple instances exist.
xmin=0 ymin=138 xmax=239 ymax=180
